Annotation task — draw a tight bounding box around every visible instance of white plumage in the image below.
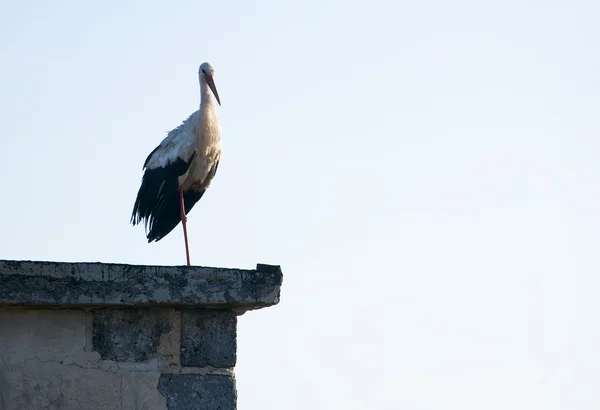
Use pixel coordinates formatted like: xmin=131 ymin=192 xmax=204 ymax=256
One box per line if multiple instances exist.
xmin=131 ymin=62 xmax=222 ymax=266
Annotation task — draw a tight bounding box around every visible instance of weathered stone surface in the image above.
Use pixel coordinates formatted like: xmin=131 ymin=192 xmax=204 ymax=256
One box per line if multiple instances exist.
xmin=122 ymin=372 xmax=169 ymax=410
xmin=157 ymin=374 xmax=236 ymax=410
xmin=181 ymin=309 xmax=237 ymax=368
xmin=0 ymin=260 xmax=282 ymax=313
xmin=0 ymin=308 xmax=167 ymax=410
xmin=92 ymin=308 xmax=173 ymax=362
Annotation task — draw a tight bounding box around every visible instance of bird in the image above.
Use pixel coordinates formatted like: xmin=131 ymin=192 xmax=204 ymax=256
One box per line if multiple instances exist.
xmin=131 ymin=62 xmax=222 ymax=266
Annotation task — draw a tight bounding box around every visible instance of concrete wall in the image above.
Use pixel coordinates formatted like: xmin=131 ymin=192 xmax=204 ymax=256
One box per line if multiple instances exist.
xmin=0 ymin=261 xmax=282 ymax=410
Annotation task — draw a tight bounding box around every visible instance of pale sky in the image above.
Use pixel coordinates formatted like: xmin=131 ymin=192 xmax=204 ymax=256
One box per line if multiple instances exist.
xmin=1 ymin=0 xmax=600 ymax=408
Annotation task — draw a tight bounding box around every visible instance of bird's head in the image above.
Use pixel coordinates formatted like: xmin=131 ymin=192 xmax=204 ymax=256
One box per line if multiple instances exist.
xmin=199 ymin=62 xmax=221 ymax=106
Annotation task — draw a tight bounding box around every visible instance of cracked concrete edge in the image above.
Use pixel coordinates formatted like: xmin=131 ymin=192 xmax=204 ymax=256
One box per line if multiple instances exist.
xmin=0 ymin=260 xmax=283 ymax=313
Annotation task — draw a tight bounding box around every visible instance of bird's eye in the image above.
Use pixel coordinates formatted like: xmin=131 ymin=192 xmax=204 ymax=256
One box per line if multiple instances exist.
xmin=202 ymin=69 xmax=206 ymax=74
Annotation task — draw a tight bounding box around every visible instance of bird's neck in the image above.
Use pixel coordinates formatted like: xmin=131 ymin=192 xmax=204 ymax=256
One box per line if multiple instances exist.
xmin=200 ymin=82 xmax=216 ymax=107
xmin=197 ymin=84 xmax=220 ymax=146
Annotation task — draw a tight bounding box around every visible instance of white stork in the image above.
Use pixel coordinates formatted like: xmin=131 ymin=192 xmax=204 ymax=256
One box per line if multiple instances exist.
xmin=131 ymin=62 xmax=221 ymax=266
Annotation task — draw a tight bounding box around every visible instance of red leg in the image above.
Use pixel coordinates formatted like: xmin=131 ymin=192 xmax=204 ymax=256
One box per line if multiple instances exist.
xmin=179 ymin=188 xmax=191 ymax=266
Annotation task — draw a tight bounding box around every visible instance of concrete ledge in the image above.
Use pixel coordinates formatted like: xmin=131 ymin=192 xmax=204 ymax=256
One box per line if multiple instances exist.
xmin=0 ymin=260 xmax=282 ymax=313
xmin=0 ymin=260 xmax=283 ymax=409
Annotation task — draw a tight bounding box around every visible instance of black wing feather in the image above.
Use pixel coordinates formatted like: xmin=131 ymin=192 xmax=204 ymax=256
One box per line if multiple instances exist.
xmin=131 ymin=152 xmax=200 ymax=242
xmin=145 ymin=189 xmax=206 ymax=242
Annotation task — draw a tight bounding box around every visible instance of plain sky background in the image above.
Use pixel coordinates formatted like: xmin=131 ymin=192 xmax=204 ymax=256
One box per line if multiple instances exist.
xmin=1 ymin=0 xmax=599 ymax=408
